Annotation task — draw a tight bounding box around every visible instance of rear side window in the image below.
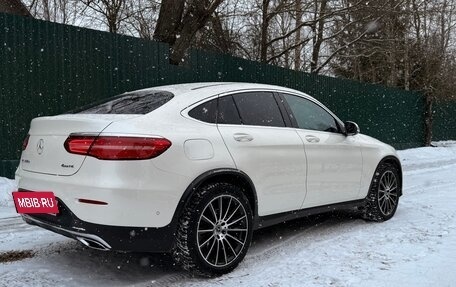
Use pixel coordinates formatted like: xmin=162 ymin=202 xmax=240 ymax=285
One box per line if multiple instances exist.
xmin=188 ymin=98 xmax=217 ymax=123
xmin=78 ymin=91 xmax=174 ymax=114
xmin=217 ymin=96 xmax=242 ymax=125
xmin=232 ymin=92 xmax=285 ymax=127
xmin=188 ymin=96 xmax=242 ymax=125
xmin=187 ymin=93 xmax=285 ymax=127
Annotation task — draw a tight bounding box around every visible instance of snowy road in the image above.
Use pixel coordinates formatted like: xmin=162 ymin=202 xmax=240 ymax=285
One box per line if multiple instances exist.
xmin=1 ymin=144 xmax=456 ymax=287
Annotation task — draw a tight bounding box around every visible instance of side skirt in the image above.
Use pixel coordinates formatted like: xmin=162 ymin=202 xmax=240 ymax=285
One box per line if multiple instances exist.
xmin=254 ymin=199 xmax=366 ymax=230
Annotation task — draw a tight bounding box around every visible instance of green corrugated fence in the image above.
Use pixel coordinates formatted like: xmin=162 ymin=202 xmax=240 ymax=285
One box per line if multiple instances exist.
xmin=1 ymin=12 xmax=454 ymax=179
xmin=434 ymin=101 xmax=456 ymax=141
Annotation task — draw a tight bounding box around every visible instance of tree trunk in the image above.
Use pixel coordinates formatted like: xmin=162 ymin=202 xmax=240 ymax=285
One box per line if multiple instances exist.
xmin=43 ymin=0 xmax=50 ymax=20
xmin=107 ymin=16 xmax=118 ymax=33
xmin=404 ymin=0 xmax=411 ymax=91
xmin=210 ymin=14 xmax=231 ymax=52
xmin=386 ymin=1 xmax=398 ymax=87
xmin=260 ymin=0 xmax=270 ymax=62
xmin=404 ymin=39 xmax=410 ymax=91
xmin=169 ymin=20 xmax=200 ymax=64
xmin=168 ymin=0 xmax=223 ymax=64
xmin=293 ymin=0 xmax=303 ymax=70
xmin=310 ymin=0 xmax=327 ymax=73
xmin=424 ymin=94 xmax=434 ymax=146
xmin=153 ymin=0 xmax=185 ymax=45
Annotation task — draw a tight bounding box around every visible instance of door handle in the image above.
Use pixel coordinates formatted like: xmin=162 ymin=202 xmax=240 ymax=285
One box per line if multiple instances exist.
xmin=233 ymin=133 xmax=254 ymax=142
xmin=305 ymin=135 xmax=320 ymax=143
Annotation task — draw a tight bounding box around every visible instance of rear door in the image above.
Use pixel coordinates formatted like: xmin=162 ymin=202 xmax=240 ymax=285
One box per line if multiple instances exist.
xmin=217 ymin=91 xmax=307 ymax=216
xmin=280 ymin=93 xmax=363 ymax=208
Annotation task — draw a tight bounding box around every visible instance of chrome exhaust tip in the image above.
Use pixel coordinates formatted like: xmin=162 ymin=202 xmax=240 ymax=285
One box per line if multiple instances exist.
xmin=21 ymin=214 xmax=112 ymax=251
xmin=77 ymin=236 xmax=111 ymax=251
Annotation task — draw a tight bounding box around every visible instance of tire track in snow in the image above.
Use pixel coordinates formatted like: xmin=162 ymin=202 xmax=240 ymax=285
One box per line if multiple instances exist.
xmin=0 ymin=216 xmax=22 ymax=229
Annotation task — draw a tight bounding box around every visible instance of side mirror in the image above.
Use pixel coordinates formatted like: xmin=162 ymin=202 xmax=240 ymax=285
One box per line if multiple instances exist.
xmin=345 ymin=121 xmax=360 ymax=136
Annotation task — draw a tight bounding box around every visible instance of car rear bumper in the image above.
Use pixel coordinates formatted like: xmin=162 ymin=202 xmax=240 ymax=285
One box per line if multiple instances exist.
xmin=15 ymin=162 xmax=190 ymax=227
xmin=22 ymin=199 xmax=176 ymax=252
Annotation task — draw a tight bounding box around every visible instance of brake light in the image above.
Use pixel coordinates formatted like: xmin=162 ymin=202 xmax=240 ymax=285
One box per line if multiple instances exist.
xmin=22 ymin=134 xmax=30 ymax=150
xmin=64 ymin=135 xmax=172 ymax=160
xmin=64 ymin=135 xmax=95 ymax=155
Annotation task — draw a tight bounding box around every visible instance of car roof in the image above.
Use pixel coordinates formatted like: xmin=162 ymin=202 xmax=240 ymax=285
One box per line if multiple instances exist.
xmin=130 ymin=82 xmax=311 ymax=106
xmin=126 ymin=82 xmax=344 ymax=124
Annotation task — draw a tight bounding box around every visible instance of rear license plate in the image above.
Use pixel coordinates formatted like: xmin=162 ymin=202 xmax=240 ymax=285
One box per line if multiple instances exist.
xmin=12 ymin=191 xmax=59 ymax=214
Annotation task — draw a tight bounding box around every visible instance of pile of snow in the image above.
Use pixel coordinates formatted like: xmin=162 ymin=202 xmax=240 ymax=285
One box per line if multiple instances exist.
xmin=0 ymin=177 xmax=17 ymax=219
xmin=0 ymin=177 xmax=16 ymax=207
xmin=432 ymin=140 xmax=456 ymax=147
xmin=400 ymin=142 xmax=456 ymax=173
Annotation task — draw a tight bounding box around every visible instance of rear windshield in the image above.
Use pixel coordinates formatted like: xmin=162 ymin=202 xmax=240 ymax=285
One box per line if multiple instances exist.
xmin=76 ymin=90 xmax=174 ymax=114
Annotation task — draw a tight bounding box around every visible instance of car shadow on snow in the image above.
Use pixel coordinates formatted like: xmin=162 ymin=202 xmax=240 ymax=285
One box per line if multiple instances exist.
xmin=29 ymin=211 xmax=362 ymax=285
xmin=248 ymin=211 xmax=360 ymax=256
xmin=28 ymin=239 xmax=185 ymax=286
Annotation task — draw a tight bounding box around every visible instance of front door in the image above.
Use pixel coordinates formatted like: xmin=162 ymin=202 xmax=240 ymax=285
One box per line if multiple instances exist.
xmin=280 ymin=93 xmax=363 ymax=208
xmin=217 ymin=92 xmax=307 ymax=216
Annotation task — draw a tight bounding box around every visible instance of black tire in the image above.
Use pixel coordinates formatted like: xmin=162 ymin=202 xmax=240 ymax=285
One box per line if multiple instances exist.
xmin=363 ymin=162 xmax=401 ymax=222
xmin=173 ymin=182 xmax=254 ymax=277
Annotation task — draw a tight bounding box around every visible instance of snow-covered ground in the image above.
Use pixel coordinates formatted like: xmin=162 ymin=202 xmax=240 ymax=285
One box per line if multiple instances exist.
xmin=0 ymin=177 xmax=16 ymax=219
xmin=1 ymin=143 xmax=455 ymax=287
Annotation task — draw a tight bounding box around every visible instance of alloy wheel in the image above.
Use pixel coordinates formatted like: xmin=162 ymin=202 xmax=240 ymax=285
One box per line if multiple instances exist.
xmin=196 ymin=195 xmax=249 ymax=267
xmin=378 ymin=170 xmax=398 ymax=216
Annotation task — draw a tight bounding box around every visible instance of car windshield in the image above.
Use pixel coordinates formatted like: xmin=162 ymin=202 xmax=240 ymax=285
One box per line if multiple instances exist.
xmin=76 ymin=90 xmax=174 ymax=114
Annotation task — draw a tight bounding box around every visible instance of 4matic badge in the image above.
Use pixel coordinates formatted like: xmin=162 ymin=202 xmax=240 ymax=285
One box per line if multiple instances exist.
xmin=61 ymin=163 xmax=74 ymax=168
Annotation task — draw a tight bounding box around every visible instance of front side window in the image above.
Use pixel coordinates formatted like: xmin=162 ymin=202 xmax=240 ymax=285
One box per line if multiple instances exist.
xmin=282 ymin=94 xmax=339 ymax=133
xmin=232 ymin=92 xmax=285 ymax=127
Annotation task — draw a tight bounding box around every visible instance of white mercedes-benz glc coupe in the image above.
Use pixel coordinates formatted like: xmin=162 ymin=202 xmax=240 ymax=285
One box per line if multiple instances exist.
xmin=16 ymin=82 xmax=402 ymax=276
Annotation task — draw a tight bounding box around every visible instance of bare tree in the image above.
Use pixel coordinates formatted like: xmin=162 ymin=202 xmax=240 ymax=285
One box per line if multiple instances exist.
xmin=414 ymin=0 xmax=456 ymax=145
xmin=81 ymin=0 xmax=128 ymax=33
xmin=329 ymin=0 xmax=456 ymax=145
xmin=238 ymin=0 xmax=375 ymax=73
xmin=124 ymin=0 xmax=160 ymax=39
xmin=258 ymin=0 xmax=295 ymax=62
xmin=192 ymin=12 xmax=237 ymax=54
xmin=153 ymin=0 xmax=224 ymax=64
xmin=25 ymin=0 xmax=84 ymax=25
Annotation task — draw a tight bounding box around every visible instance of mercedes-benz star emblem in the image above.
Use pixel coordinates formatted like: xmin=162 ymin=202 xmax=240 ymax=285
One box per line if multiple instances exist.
xmin=37 ymin=139 xmax=44 ymax=155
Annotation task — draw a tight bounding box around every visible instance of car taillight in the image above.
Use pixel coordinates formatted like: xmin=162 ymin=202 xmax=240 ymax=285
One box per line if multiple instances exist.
xmin=64 ymin=135 xmax=172 ymax=160
xmin=22 ymin=134 xmax=30 ymax=150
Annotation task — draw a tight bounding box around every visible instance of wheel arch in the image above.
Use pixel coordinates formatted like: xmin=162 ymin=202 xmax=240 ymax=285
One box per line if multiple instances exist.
xmin=378 ymin=155 xmax=403 ymax=196
xmin=172 ymin=168 xmax=259 ymax=228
